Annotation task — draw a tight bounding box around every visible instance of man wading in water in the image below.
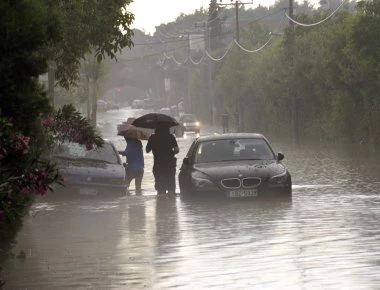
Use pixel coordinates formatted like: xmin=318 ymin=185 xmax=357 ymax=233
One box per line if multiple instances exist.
xmin=146 ymin=123 xmax=179 ymax=197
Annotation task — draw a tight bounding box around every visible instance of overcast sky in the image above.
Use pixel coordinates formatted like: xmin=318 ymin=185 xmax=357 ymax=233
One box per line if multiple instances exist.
xmin=128 ymin=0 xmax=321 ymax=34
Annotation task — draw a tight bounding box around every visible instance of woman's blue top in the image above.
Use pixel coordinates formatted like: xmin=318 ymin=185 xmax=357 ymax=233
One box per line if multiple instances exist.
xmin=122 ymin=141 xmax=144 ymax=170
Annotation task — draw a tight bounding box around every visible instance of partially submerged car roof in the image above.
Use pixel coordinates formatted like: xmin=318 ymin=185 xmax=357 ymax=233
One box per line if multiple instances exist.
xmin=195 ymin=133 xmax=265 ymax=143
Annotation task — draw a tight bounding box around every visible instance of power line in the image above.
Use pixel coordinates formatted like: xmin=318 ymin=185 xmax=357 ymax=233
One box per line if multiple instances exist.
xmin=127 ymin=1 xmax=344 ymax=64
xmin=132 ymin=8 xmax=285 ymax=48
xmin=285 ymin=0 xmax=348 ymax=27
xmin=233 ymin=35 xmax=273 ymax=53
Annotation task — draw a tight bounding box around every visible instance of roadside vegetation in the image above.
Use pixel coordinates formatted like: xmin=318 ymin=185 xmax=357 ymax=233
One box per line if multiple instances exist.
xmin=213 ymin=0 xmax=380 ymax=147
xmin=0 ymin=0 xmax=134 ymax=262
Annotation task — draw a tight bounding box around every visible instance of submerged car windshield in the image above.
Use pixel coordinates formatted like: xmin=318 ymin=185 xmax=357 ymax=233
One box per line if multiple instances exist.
xmin=52 ymin=142 xmax=119 ymax=164
xmin=194 ymin=138 xmax=275 ymax=163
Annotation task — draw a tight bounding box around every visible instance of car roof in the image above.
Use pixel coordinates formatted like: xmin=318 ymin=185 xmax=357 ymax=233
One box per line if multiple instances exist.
xmin=58 ymin=139 xmax=112 ymax=145
xmin=195 ymin=133 xmax=266 ymax=142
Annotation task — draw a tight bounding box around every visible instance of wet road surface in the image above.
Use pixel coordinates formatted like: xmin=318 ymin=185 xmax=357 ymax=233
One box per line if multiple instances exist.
xmin=2 ymin=107 xmax=380 ymax=289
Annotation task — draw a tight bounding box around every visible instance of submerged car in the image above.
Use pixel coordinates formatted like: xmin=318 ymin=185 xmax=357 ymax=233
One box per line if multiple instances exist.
xmin=178 ymin=133 xmax=292 ymax=199
xmin=50 ymin=140 xmax=127 ymax=196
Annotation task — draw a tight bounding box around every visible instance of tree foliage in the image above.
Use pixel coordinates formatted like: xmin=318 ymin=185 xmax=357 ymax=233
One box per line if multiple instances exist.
xmin=50 ymin=0 xmax=135 ymax=88
xmin=0 ymin=0 xmax=134 ymax=259
xmin=209 ymin=1 xmax=380 ymax=147
xmin=0 ymin=0 xmax=58 ymax=131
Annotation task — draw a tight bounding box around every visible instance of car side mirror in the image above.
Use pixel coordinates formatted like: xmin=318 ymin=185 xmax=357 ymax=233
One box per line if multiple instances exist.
xmin=277 ymin=152 xmax=285 ymax=161
xmin=123 ymin=162 xmax=128 ymax=168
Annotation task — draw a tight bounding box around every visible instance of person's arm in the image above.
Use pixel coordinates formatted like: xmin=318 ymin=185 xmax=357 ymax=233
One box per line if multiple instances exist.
xmin=171 ymin=135 xmax=179 ymax=155
xmin=119 ymin=145 xmax=128 ymax=156
xmin=146 ymin=137 xmax=152 ymax=153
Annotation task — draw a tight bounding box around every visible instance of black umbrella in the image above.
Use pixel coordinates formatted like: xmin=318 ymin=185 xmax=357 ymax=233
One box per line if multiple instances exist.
xmin=132 ymin=113 xmax=179 ymax=129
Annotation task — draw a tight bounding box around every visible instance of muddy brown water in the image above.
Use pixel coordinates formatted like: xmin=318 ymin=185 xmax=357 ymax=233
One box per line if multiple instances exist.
xmin=2 ymin=108 xmax=380 ymax=289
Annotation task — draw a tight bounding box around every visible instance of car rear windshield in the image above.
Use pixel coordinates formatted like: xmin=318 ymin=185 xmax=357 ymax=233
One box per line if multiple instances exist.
xmin=194 ymin=138 xmax=275 ymax=163
xmin=52 ymin=142 xmax=119 ymax=164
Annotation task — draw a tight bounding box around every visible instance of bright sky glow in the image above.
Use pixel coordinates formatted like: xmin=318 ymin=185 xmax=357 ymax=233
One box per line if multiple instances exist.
xmin=128 ymin=0 xmax=321 ymax=34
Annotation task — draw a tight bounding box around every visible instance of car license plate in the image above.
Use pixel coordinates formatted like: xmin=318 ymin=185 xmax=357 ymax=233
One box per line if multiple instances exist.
xmin=227 ymin=189 xmax=258 ymax=198
xmin=79 ymin=188 xmax=98 ymax=196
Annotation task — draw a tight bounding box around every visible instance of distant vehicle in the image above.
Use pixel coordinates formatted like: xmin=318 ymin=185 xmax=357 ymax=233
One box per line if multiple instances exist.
xmin=178 ymin=113 xmax=201 ymax=134
xmin=159 ymin=107 xmax=171 ymax=115
xmin=131 ymin=99 xmax=145 ymax=109
xmin=50 ymin=140 xmax=127 ymax=196
xmin=157 ymin=108 xmax=186 ymax=137
xmin=178 ymin=133 xmax=292 ymax=199
xmin=143 ymin=98 xmax=156 ymax=110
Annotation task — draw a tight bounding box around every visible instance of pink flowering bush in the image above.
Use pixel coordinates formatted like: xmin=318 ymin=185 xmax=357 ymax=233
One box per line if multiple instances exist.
xmin=0 ymin=119 xmax=59 ymax=225
xmin=41 ymin=104 xmax=103 ymax=150
xmin=0 ymin=105 xmax=102 ymax=226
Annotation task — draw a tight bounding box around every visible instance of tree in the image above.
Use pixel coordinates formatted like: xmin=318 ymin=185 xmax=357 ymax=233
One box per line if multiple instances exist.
xmin=351 ymin=0 xmax=380 ymax=146
xmin=82 ymin=51 xmax=106 ymax=126
xmin=0 ymin=0 xmax=135 ymax=261
xmin=51 ymin=0 xmax=135 ymax=88
xmin=0 ymin=0 xmax=59 ymax=132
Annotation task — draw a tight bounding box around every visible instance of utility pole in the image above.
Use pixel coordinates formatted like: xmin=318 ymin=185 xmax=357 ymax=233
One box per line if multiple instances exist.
xmin=288 ymin=0 xmax=298 ymax=143
xmin=218 ymin=0 xmax=253 ymax=132
xmin=208 ymin=26 xmax=215 ymax=125
xmin=187 ymin=31 xmax=192 ymax=113
xmin=235 ymin=1 xmax=240 ymax=43
xmin=218 ymin=0 xmax=252 ymax=43
xmin=195 ymin=20 xmax=215 ymax=125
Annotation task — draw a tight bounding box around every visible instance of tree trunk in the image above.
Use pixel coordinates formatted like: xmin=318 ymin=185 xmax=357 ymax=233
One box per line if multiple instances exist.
xmin=90 ymin=79 xmax=97 ymax=127
xmin=86 ymin=76 xmax=91 ymax=120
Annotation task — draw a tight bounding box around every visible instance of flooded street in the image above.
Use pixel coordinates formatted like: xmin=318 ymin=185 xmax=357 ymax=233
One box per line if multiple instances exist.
xmin=3 ymin=107 xmax=380 ymax=289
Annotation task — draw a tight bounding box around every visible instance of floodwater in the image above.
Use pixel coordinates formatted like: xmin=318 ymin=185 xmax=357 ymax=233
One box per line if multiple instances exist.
xmin=2 ymin=107 xmax=380 ymax=289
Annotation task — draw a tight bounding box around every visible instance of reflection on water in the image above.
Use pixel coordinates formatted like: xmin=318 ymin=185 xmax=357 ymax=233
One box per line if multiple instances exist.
xmin=3 ymin=109 xmax=380 ymax=289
